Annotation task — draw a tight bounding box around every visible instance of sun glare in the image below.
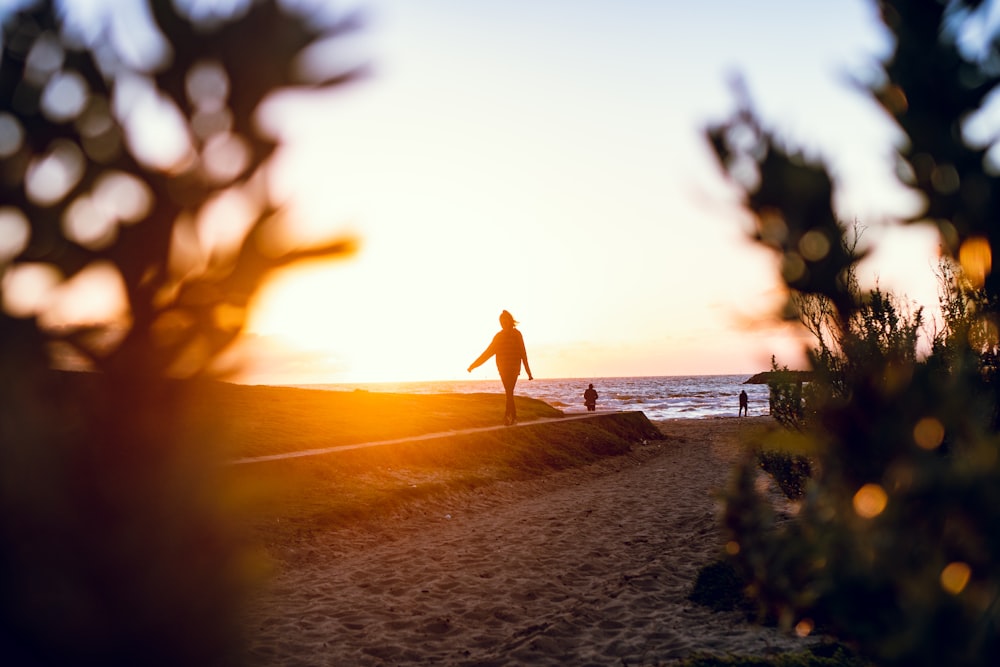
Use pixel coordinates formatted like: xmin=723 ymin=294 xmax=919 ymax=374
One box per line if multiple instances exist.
xmin=244 ymin=255 xmax=487 ymax=384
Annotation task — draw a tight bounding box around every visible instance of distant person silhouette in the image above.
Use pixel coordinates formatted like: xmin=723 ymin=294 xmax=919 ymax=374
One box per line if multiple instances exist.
xmin=584 ymin=383 xmax=598 ymax=412
xmin=468 ymin=310 xmax=533 ymax=425
xmin=739 ymin=389 xmax=749 ymax=417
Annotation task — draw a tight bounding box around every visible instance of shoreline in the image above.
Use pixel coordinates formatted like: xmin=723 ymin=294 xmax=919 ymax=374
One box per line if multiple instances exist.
xmin=268 ymin=375 xmax=772 ymax=422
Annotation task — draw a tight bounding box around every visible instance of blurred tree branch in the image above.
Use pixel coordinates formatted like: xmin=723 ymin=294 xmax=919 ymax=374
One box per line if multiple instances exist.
xmin=0 ymin=1 xmax=364 ymax=663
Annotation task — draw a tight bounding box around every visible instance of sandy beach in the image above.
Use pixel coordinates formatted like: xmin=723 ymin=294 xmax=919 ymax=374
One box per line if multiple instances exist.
xmin=241 ymin=416 xmax=816 ymax=665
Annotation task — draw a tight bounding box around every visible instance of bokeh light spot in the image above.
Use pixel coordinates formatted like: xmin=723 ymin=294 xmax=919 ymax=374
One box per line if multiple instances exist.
xmin=911 ymin=153 xmax=935 ymax=183
xmin=959 ymin=237 xmax=991 ymax=288
xmin=931 ymin=164 xmax=960 ymax=194
xmin=2 ymin=263 xmax=63 ymax=318
xmin=798 ymin=230 xmax=831 ymax=262
xmin=725 ymin=541 xmax=740 ymax=556
xmin=192 ymin=107 xmax=232 ymax=140
xmin=41 ymin=70 xmax=89 ymax=122
xmin=26 ymin=140 xmax=85 ymax=206
xmin=63 ymin=195 xmax=117 ymax=249
xmin=938 ymin=220 xmax=960 ymax=254
xmin=781 ymin=252 xmax=807 ymax=283
xmin=0 ymin=207 xmax=31 ymax=263
xmin=0 ymin=112 xmax=25 ymax=157
xmin=202 ymin=132 xmax=250 ymax=183
xmin=186 ymin=60 xmax=229 ymax=111
xmin=941 ymin=562 xmax=971 ymax=595
xmin=794 ymin=619 xmax=814 ymax=638
xmin=117 ymin=77 xmax=195 ymax=172
xmin=77 ymin=95 xmax=114 ymax=138
xmin=41 ymin=261 xmax=128 ymax=328
xmin=168 ymin=216 xmax=206 ymax=281
xmin=76 ymin=95 xmax=122 ymax=163
xmin=853 ymin=483 xmax=888 ymax=519
xmin=25 ymin=33 xmax=63 ymax=84
xmin=913 ymin=417 xmax=945 ymax=450
xmin=197 ymin=189 xmax=256 ymax=257
xmin=757 ymin=208 xmax=788 ymax=247
xmin=94 ymin=171 xmax=153 ymax=224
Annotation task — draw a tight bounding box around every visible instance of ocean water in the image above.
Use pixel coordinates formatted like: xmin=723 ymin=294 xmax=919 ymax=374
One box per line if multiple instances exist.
xmin=298 ymin=374 xmax=770 ymax=421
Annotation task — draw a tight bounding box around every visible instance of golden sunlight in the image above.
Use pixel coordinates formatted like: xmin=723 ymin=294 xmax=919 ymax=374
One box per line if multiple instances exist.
xmin=243 ymin=256 xmax=488 ymax=383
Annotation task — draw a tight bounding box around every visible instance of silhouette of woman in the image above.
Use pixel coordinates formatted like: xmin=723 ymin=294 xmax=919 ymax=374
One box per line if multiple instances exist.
xmin=468 ymin=310 xmax=533 ymax=425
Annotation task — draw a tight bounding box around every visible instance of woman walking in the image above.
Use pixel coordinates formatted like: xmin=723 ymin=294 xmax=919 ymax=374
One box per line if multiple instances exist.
xmin=468 ymin=310 xmax=533 ymax=425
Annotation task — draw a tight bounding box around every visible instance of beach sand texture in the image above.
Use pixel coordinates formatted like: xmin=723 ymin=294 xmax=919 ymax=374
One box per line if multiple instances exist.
xmin=243 ymin=416 xmax=814 ymax=665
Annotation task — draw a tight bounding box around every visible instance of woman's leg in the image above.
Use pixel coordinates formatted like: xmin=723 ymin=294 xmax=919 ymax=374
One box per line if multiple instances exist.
xmin=500 ymin=372 xmax=517 ymax=424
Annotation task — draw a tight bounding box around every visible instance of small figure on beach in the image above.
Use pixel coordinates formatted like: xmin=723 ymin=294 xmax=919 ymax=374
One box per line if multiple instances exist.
xmin=739 ymin=389 xmax=749 ymax=417
xmin=468 ymin=310 xmax=534 ymax=425
xmin=584 ymin=383 xmax=598 ymax=412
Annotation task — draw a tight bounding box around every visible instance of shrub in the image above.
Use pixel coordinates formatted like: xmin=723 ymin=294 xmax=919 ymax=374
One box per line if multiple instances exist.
xmin=689 ymin=559 xmax=753 ymax=614
xmin=707 ymin=2 xmax=1000 ymax=665
xmin=757 ymin=451 xmax=812 ymax=501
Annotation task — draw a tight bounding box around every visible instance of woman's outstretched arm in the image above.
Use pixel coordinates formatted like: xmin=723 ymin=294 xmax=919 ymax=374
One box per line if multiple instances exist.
xmin=468 ymin=338 xmax=497 ymax=372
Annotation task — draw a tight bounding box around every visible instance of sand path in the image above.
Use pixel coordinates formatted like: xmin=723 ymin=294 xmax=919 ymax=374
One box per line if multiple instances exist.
xmin=244 ymin=418 xmax=812 ymax=665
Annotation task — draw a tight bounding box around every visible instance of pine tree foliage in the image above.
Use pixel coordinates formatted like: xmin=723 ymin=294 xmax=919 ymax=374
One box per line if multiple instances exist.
xmin=708 ymin=2 xmax=1000 ymax=665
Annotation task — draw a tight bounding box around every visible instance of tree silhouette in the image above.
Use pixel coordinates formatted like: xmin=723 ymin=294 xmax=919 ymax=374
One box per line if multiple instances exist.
xmin=1 ymin=1 xmax=361 ymax=664
xmin=709 ymin=1 xmax=1000 ymax=665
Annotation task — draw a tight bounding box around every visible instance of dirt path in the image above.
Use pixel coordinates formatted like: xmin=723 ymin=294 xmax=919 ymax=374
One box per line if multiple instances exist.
xmin=243 ymin=417 xmax=812 ymax=665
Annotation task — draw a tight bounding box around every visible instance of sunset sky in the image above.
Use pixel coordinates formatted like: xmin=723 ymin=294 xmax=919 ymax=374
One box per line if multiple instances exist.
xmin=235 ymin=0 xmax=944 ymax=385
xmin=3 ymin=0 xmax=947 ymax=385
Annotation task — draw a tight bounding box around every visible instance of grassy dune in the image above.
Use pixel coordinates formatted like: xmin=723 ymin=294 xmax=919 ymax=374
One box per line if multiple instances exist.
xmin=183 ymin=382 xmax=565 ymax=459
xmin=176 ymin=382 xmax=662 ymax=545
